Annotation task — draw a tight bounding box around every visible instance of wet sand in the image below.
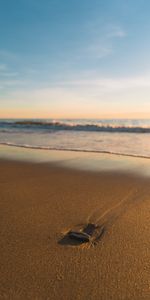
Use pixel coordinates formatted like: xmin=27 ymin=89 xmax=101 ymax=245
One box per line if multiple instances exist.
xmin=0 ymin=158 xmax=150 ymax=299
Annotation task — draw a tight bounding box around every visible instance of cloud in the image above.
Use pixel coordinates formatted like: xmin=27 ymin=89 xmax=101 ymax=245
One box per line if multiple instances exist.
xmin=85 ymin=44 xmax=112 ymax=59
xmin=0 ymin=50 xmax=17 ymax=61
xmin=0 ymin=78 xmax=25 ymax=88
xmin=0 ymin=64 xmax=7 ymax=71
xmin=2 ymin=75 xmax=150 ymax=105
xmin=56 ymin=75 xmax=150 ymax=91
xmin=1 ymin=87 xmax=87 ymax=117
xmin=2 ymin=75 xmax=150 ymax=102
xmin=4 ymin=87 xmax=83 ymax=103
xmin=0 ymin=50 xmax=19 ymax=80
xmin=107 ymin=26 xmax=126 ymax=38
xmin=0 ymin=72 xmax=19 ymax=77
xmin=1 ymin=73 xmax=150 ymax=118
xmin=82 ymin=23 xmax=126 ymax=60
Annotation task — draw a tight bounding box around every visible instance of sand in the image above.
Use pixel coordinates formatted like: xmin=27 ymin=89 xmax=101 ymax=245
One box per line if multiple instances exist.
xmin=0 ymin=158 xmax=150 ymax=300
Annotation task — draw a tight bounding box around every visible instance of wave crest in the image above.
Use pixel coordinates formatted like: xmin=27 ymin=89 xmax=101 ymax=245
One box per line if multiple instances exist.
xmin=1 ymin=120 xmax=150 ymax=133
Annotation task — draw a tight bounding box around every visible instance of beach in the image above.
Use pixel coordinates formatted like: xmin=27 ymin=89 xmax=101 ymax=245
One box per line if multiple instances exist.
xmin=1 ymin=0 xmax=150 ymax=298
xmin=0 ymin=147 xmax=150 ymax=299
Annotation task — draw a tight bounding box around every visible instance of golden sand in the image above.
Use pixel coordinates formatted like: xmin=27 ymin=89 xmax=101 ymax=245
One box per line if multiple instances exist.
xmin=0 ymin=159 xmax=149 ymax=299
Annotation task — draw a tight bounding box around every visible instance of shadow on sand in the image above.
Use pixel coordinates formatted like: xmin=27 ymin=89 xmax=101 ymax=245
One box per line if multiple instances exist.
xmin=58 ymin=223 xmax=105 ymax=247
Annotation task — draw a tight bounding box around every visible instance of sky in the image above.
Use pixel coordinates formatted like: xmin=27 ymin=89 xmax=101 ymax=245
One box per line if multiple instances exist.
xmin=0 ymin=0 xmax=150 ymax=119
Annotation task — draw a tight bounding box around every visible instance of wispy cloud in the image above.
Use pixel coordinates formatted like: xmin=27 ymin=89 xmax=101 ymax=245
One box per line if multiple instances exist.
xmin=85 ymin=44 xmax=112 ymax=59
xmin=0 ymin=50 xmax=20 ymax=83
xmin=1 ymin=72 xmax=149 ymax=118
xmin=82 ymin=23 xmax=126 ymax=59
xmin=0 ymin=64 xmax=7 ymax=71
xmin=106 ymin=25 xmax=126 ymax=38
xmin=56 ymin=75 xmax=150 ymax=90
xmin=0 ymin=78 xmax=26 ymax=88
xmin=3 ymin=75 xmax=150 ymax=101
xmin=0 ymin=50 xmax=17 ymax=61
xmin=0 ymin=63 xmax=19 ymax=84
xmin=0 ymin=71 xmax=19 ymax=77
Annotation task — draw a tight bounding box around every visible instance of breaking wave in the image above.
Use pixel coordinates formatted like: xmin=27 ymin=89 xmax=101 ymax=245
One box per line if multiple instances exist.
xmin=1 ymin=120 xmax=150 ymax=133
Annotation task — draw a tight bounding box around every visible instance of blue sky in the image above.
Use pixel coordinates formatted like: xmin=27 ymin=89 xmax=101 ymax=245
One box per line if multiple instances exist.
xmin=0 ymin=0 xmax=150 ymax=118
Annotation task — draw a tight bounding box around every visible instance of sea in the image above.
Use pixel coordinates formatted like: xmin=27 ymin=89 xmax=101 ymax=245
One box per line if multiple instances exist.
xmin=0 ymin=119 xmax=150 ymax=159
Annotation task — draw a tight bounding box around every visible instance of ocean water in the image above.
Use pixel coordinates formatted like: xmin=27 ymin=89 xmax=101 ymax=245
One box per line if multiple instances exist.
xmin=0 ymin=119 xmax=150 ymax=158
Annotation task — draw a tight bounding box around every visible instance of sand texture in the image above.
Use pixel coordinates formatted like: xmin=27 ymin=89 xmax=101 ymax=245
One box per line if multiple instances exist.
xmin=0 ymin=159 xmax=150 ymax=300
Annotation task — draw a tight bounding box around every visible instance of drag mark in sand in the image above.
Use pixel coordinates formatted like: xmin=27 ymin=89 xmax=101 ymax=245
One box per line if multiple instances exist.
xmin=59 ymin=187 xmax=142 ymax=248
xmin=89 ymin=188 xmax=138 ymax=225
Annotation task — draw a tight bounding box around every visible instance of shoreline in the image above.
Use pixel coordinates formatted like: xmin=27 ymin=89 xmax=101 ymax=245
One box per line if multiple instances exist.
xmin=1 ymin=142 xmax=150 ymax=160
xmin=0 ymin=144 xmax=150 ymax=177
